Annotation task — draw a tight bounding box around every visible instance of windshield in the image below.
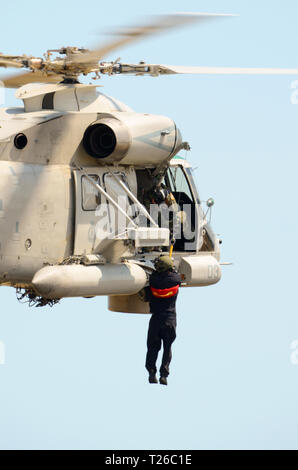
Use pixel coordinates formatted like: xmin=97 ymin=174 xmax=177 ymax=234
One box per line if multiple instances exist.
xmin=166 ymin=165 xmax=199 ymax=204
xmin=185 ymin=167 xmax=200 ymax=204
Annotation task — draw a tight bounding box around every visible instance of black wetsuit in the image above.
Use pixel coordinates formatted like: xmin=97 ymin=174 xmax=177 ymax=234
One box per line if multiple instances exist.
xmin=145 ymin=270 xmax=181 ymax=377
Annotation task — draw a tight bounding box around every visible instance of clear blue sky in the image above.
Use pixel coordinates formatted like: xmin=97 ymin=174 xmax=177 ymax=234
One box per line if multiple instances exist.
xmin=0 ymin=0 xmax=298 ymax=450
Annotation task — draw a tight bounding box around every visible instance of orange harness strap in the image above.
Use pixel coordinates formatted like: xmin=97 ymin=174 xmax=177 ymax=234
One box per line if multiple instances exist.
xmin=150 ymin=284 xmax=179 ymax=299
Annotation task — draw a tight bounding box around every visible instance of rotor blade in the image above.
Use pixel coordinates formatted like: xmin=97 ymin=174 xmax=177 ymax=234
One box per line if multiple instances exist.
xmin=0 ymin=59 xmax=23 ymax=69
xmin=72 ymin=13 xmax=237 ymax=63
xmin=157 ymin=65 xmax=298 ymax=75
xmin=1 ymin=70 xmax=61 ymax=88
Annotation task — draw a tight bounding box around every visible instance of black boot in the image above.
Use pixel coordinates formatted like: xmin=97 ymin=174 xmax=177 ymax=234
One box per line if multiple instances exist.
xmin=159 ymin=376 xmax=168 ymax=386
xmin=148 ymin=370 xmax=158 ymax=384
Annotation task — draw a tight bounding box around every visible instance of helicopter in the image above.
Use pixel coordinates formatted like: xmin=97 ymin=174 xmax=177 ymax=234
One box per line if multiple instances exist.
xmin=1 ymin=13 xmax=298 ymax=311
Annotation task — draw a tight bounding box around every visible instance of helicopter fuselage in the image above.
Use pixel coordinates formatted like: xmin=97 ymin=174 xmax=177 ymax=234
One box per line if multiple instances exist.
xmin=0 ymin=83 xmax=221 ymax=311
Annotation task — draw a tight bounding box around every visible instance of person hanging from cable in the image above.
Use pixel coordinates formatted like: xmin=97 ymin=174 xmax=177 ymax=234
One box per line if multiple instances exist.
xmin=144 ymin=255 xmax=181 ymax=385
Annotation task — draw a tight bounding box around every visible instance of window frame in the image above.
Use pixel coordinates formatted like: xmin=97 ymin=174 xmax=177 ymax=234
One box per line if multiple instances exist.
xmin=81 ymin=174 xmax=101 ymax=212
xmin=166 ymin=165 xmax=196 ymax=204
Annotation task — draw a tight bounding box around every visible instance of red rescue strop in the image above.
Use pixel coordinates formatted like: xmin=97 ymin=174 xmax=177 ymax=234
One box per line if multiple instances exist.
xmin=150 ymin=284 xmax=179 ymax=299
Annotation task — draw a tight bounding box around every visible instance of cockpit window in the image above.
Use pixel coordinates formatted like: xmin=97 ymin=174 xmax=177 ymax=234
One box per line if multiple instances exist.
xmin=185 ymin=168 xmax=200 ymax=204
xmin=166 ymin=165 xmax=194 ymax=204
